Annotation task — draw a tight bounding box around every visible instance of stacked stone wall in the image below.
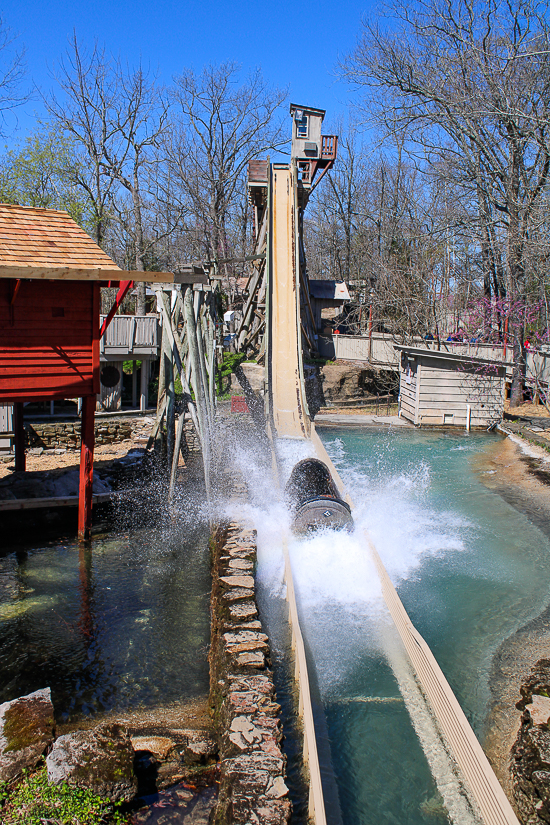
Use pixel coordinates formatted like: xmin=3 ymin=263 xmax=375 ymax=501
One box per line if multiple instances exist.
xmin=511 ymin=658 xmax=550 ymax=823
xmin=25 ymin=420 xmax=132 ymax=450
xmin=209 ymin=521 xmax=291 ymax=825
xmin=20 ymin=417 xmax=201 ymax=454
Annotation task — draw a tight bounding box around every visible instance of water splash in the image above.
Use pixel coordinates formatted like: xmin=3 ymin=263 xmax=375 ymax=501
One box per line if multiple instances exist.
xmin=223 ymin=429 xmax=485 ymax=824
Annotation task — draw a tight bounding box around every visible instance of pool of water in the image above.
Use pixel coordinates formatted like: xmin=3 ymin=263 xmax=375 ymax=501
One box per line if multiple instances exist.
xmin=0 ymin=519 xmax=211 ymax=724
xmin=253 ymin=428 xmax=550 ymax=825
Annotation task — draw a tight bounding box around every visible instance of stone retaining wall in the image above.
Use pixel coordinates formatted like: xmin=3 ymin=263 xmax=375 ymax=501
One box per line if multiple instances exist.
xmin=25 ymin=420 xmax=133 ymax=450
xmin=511 ymin=658 xmax=550 ymax=823
xmin=209 ymin=520 xmax=291 ymax=825
xmin=181 ymin=421 xmax=201 ymax=454
xmin=22 ymin=417 xmax=201 ymax=453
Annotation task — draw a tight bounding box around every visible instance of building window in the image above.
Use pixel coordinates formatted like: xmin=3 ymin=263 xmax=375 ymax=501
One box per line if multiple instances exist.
xmin=296 ymin=114 xmax=308 ymax=138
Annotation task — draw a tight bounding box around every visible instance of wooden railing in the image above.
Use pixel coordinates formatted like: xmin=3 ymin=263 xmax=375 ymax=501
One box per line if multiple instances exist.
xmin=99 ymin=314 xmax=160 ymax=356
xmin=321 ymin=135 xmax=338 ymax=160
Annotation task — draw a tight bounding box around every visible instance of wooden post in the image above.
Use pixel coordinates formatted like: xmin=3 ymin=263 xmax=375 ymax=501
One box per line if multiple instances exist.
xmin=184 ymin=287 xmax=211 ymax=498
xmin=368 ymin=304 xmax=373 ymax=361
xmin=78 ymin=395 xmax=95 ymax=541
xmin=140 ymin=359 xmax=149 ymax=411
xmin=194 ymin=289 xmax=212 ymax=430
xmin=163 ymin=320 xmax=176 ymax=471
xmin=132 ymin=361 xmax=138 ymax=408
xmin=14 ymin=402 xmax=25 ymax=472
xmin=154 ymin=317 xmax=167 ymax=448
xmin=168 ymin=411 xmax=187 ymax=502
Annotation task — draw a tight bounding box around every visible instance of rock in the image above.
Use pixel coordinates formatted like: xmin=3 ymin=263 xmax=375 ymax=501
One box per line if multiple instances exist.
xmin=512 ymin=663 xmax=550 ymax=822
xmin=220 ymin=575 xmax=255 ymax=589
xmin=222 ymin=587 xmax=255 ymax=601
xmin=517 ymin=661 xmax=550 ymax=711
xmin=46 ymin=722 xmax=137 ymax=802
xmin=266 ymin=775 xmax=289 ymax=798
xmin=228 ymin=559 xmax=254 ymax=570
xmin=231 ymin=363 xmax=265 ymax=393
xmin=236 ymin=651 xmax=265 ymax=668
xmin=0 ymin=687 xmax=55 ymax=782
xmin=130 ymin=735 xmax=176 ymax=760
xmin=320 ymin=363 xmax=365 ymax=402
xmin=527 ymin=696 xmax=550 ymax=727
xmin=230 ymin=717 xmax=262 ymax=744
xmin=182 ymin=731 xmax=217 ymax=765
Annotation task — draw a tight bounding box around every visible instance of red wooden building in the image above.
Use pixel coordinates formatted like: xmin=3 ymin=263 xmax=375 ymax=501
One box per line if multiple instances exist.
xmin=0 ymin=204 xmax=174 ymax=538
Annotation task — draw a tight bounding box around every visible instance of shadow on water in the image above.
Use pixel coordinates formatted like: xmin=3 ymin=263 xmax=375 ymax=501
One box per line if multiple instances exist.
xmin=0 ymin=466 xmax=212 ymax=725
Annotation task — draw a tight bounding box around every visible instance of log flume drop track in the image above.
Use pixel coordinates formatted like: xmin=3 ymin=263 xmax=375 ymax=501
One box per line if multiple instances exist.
xmin=262 ymin=159 xmax=519 ymax=825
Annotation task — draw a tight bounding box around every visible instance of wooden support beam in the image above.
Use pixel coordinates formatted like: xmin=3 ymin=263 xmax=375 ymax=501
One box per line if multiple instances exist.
xmin=14 ymin=402 xmax=25 ymax=472
xmin=168 ymin=412 xmax=187 ymax=503
xmin=140 ymin=359 xmax=149 ymax=411
xmin=0 ymin=266 xmax=176 ymax=282
xmin=132 ymin=362 xmax=138 ymax=408
xmin=99 ymin=280 xmax=134 ymax=338
xmin=78 ymin=395 xmax=95 ymax=541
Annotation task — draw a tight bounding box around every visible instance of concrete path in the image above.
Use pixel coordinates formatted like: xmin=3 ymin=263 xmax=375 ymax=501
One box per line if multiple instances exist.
xmin=314 ymin=413 xmax=413 ymax=427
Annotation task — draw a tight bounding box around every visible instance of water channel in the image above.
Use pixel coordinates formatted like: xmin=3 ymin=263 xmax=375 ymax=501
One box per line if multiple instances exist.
xmin=251 ymin=427 xmax=550 ymax=825
xmin=2 ymin=427 xmax=550 ymax=825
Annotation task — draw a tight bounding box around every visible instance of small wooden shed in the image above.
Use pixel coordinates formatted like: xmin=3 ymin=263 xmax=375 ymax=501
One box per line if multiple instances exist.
xmin=396 ymin=346 xmax=505 ymax=428
xmin=0 ymin=203 xmax=175 ymax=538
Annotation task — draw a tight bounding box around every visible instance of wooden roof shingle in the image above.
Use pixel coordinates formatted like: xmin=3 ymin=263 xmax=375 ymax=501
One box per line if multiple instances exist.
xmin=0 ymin=203 xmax=120 ymax=270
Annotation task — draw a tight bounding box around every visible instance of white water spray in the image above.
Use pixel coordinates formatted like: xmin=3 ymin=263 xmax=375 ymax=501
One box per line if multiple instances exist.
xmin=223 ymin=432 xmax=480 ymax=823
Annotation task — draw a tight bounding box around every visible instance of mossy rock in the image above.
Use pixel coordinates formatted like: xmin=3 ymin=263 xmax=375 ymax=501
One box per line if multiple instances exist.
xmin=0 ymin=687 xmax=55 ymax=782
xmin=46 ymin=722 xmax=137 ymax=803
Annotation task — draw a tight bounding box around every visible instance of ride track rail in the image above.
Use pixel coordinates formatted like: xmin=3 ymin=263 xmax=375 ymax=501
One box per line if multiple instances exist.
xmin=264 ymin=160 xmax=520 ymax=825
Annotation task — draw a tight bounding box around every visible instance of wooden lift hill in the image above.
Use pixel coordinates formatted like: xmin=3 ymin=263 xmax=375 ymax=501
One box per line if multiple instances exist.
xmin=0 ymin=203 xmax=194 ymax=539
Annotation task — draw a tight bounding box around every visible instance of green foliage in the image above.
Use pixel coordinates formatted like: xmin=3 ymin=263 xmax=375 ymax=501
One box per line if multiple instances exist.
xmin=122 ymin=360 xmax=142 ymax=375
xmin=216 ymin=352 xmax=248 ymax=395
xmin=304 ymin=356 xmax=335 ymax=366
xmin=1 ymin=767 xmax=129 ymax=824
xmin=0 ymin=128 xmax=94 ymax=231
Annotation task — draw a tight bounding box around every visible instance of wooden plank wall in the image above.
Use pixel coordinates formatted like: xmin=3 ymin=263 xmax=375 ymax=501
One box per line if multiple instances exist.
xmin=399 ymin=352 xmax=504 ymax=426
xmin=98 ymin=360 xmax=123 ymax=411
xmin=399 ymin=358 xmax=418 ymax=424
xmin=0 ymin=279 xmax=99 ymax=401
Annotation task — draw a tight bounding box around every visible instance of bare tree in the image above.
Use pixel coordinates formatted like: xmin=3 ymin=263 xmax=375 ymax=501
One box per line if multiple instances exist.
xmin=306 ymin=118 xmax=371 ymax=284
xmin=167 ymin=62 xmax=287 ymax=296
xmin=0 ymin=19 xmax=28 ymax=135
xmin=343 ymin=0 xmax=550 ymax=403
xmin=47 ymin=37 xmax=181 ymax=312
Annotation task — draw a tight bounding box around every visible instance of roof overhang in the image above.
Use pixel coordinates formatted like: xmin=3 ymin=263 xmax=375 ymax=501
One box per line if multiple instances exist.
xmin=395 ymin=345 xmax=507 ymax=370
xmin=0 ymin=266 xmax=187 ymax=283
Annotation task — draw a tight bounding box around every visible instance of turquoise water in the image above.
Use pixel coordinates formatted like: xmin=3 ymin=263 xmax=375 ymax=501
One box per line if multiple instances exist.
xmin=309 ymin=427 xmax=550 ymax=825
xmin=0 ymin=522 xmax=211 ymax=723
xmin=250 ymin=428 xmax=550 ymax=824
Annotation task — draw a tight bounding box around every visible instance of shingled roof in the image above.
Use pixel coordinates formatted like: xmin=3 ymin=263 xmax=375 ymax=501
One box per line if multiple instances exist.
xmin=0 ymin=203 xmax=119 ymax=269
xmin=0 ymin=203 xmax=176 ymax=282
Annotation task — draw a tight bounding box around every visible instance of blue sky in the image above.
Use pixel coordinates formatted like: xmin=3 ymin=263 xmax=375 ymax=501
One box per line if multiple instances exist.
xmin=1 ymin=0 xmax=376 ymax=142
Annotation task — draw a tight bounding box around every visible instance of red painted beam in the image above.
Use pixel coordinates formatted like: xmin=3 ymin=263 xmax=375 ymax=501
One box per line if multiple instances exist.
xmin=99 ymin=280 xmax=134 ymax=338
xmin=13 ymin=402 xmax=25 ymax=472
xmin=78 ymin=395 xmax=95 ymax=541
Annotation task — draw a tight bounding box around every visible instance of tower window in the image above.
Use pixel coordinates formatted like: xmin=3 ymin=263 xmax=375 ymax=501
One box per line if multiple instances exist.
xmin=296 ymin=114 xmax=308 ymax=138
